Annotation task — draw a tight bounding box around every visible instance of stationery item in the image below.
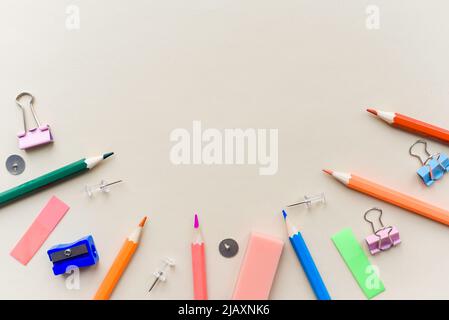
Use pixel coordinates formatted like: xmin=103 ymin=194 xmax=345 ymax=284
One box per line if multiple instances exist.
xmin=332 ymin=228 xmax=385 ymax=299
xmin=367 ymin=108 xmax=449 ymax=144
xmin=148 ymin=257 xmax=175 ymax=292
xmin=85 ymin=179 xmax=123 ymax=197
xmin=287 ymin=192 xmax=326 ymax=208
xmin=409 ymin=140 xmax=449 ymax=186
xmin=10 ymin=196 xmax=70 ymax=265
xmin=16 ymin=92 xmax=53 ymax=150
xmin=0 ymin=152 xmax=114 ymax=207
xmin=5 ymin=154 xmax=25 ymax=175
xmin=323 ymin=169 xmax=449 ymax=226
xmin=47 ymin=235 xmax=99 ymax=275
xmin=94 ymin=217 xmax=148 ymax=300
xmin=191 ymin=214 xmax=208 ymax=300
xmin=364 ymin=208 xmax=400 ymax=255
xmin=219 ymin=238 xmax=239 ymax=258
xmin=232 ymin=232 xmax=283 ymax=300
xmin=282 ymin=210 xmax=331 ymax=300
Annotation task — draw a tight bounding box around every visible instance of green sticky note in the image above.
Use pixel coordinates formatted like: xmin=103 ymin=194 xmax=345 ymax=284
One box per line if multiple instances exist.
xmin=332 ymin=228 xmax=385 ymax=299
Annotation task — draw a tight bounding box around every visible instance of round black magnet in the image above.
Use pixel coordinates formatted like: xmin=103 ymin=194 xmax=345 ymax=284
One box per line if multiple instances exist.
xmin=6 ymin=154 xmax=26 ymax=175
xmin=219 ymin=238 xmax=239 ymax=258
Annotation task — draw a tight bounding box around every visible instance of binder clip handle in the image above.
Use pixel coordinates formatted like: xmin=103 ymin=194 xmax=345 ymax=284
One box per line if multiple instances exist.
xmin=363 ymin=207 xmax=385 ymax=234
xmin=16 ymin=92 xmax=42 ymax=132
xmin=409 ymin=139 xmax=433 ymax=166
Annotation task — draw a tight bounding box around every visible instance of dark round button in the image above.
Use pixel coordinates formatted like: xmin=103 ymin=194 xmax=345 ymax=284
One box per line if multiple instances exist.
xmin=6 ymin=155 xmax=25 ymax=175
xmin=219 ymin=238 xmax=239 ymax=258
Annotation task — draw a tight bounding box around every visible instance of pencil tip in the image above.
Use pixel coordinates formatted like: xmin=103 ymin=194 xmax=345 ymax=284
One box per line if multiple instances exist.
xmin=103 ymin=152 xmax=114 ymax=159
xmin=194 ymin=214 xmax=199 ymax=229
xmin=139 ymin=216 xmax=147 ymax=227
xmin=322 ymin=169 xmax=333 ymax=175
xmin=282 ymin=210 xmax=287 ymax=219
xmin=366 ymin=108 xmax=378 ymax=116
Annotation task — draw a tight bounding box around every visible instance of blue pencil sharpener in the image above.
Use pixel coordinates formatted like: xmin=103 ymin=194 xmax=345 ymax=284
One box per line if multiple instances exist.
xmin=47 ymin=235 xmax=99 ymax=276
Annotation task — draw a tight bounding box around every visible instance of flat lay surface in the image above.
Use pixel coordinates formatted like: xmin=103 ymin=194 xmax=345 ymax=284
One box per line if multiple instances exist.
xmin=1 ymin=0 xmax=449 ymax=299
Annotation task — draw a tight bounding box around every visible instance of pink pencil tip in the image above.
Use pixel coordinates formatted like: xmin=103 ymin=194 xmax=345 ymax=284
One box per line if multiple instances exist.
xmin=322 ymin=169 xmax=333 ymax=175
xmin=194 ymin=214 xmax=199 ymax=229
xmin=366 ymin=108 xmax=378 ymax=116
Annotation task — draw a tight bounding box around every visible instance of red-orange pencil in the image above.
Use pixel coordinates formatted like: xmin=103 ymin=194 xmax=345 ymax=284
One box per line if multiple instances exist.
xmin=323 ymin=169 xmax=449 ymax=226
xmin=367 ymin=108 xmax=449 ymax=144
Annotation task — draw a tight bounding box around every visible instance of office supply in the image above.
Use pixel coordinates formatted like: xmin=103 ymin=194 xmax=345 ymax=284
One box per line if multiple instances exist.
xmin=409 ymin=140 xmax=449 ymax=186
xmin=323 ymin=169 xmax=449 ymax=226
xmin=0 ymin=152 xmax=114 ymax=206
xmin=149 ymin=257 xmax=175 ymax=292
xmin=10 ymin=196 xmax=70 ymax=265
xmin=282 ymin=210 xmax=331 ymax=300
xmin=364 ymin=208 xmax=400 ymax=255
xmin=332 ymin=228 xmax=385 ymax=299
xmin=232 ymin=232 xmax=283 ymax=300
xmin=191 ymin=213 xmax=208 ymax=300
xmin=367 ymin=108 xmax=449 ymax=145
xmin=5 ymin=154 xmax=25 ymax=175
xmin=219 ymin=238 xmax=239 ymax=258
xmin=287 ymin=192 xmax=326 ymax=208
xmin=16 ymin=92 xmax=53 ymax=150
xmin=85 ymin=179 xmax=123 ymax=197
xmin=47 ymin=235 xmax=99 ymax=275
xmin=94 ymin=217 xmax=147 ymax=300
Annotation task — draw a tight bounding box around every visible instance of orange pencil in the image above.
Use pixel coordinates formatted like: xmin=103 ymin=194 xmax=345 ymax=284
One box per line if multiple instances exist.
xmin=324 ymin=169 xmax=449 ymax=226
xmin=367 ymin=108 xmax=449 ymax=144
xmin=191 ymin=213 xmax=208 ymax=300
xmin=94 ymin=216 xmax=148 ymax=300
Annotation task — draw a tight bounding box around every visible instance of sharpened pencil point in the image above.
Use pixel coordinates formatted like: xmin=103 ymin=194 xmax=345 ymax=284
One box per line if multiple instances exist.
xmin=366 ymin=108 xmax=378 ymax=116
xmin=194 ymin=214 xmax=199 ymax=229
xmin=103 ymin=152 xmax=114 ymax=159
xmin=282 ymin=210 xmax=287 ymax=219
xmin=322 ymin=169 xmax=333 ymax=175
xmin=139 ymin=216 xmax=147 ymax=227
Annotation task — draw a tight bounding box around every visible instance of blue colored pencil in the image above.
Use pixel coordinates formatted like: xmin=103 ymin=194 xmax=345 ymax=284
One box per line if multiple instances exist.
xmin=282 ymin=210 xmax=331 ymax=300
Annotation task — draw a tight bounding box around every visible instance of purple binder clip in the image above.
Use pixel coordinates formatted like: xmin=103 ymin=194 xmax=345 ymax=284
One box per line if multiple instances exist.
xmin=364 ymin=207 xmax=400 ymax=255
xmin=16 ymin=92 xmax=53 ymax=150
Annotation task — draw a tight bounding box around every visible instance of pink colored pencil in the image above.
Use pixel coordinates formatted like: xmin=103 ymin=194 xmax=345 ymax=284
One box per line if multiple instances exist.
xmin=191 ymin=213 xmax=208 ymax=300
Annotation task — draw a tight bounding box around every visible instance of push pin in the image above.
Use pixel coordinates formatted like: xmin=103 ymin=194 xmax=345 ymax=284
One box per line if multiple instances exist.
xmin=409 ymin=140 xmax=449 ymax=186
xmin=5 ymin=154 xmax=26 ymax=175
xmin=287 ymin=192 xmax=326 ymax=208
xmin=85 ymin=179 xmax=123 ymax=197
xmin=364 ymin=207 xmax=400 ymax=255
xmin=16 ymin=92 xmax=54 ymax=150
xmin=149 ymin=257 xmax=175 ymax=292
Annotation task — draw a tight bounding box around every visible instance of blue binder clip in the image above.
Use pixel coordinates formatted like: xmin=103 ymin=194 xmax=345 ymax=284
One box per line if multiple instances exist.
xmin=47 ymin=235 xmax=99 ymax=276
xmin=409 ymin=140 xmax=449 ymax=186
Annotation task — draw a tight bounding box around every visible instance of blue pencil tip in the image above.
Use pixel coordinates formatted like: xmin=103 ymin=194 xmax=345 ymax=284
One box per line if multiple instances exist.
xmin=282 ymin=210 xmax=287 ymax=219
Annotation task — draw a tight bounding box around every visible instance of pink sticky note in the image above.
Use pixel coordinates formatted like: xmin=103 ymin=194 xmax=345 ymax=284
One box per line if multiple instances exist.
xmin=232 ymin=232 xmax=284 ymax=300
xmin=10 ymin=196 xmax=70 ymax=265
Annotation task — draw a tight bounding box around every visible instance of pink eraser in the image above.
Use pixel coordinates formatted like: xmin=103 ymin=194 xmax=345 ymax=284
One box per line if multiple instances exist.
xmin=232 ymin=232 xmax=284 ymax=300
xmin=10 ymin=196 xmax=70 ymax=265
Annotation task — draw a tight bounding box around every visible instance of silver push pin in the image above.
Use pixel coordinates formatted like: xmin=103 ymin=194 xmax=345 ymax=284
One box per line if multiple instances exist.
xmin=287 ymin=192 xmax=326 ymax=208
xmin=85 ymin=179 xmax=123 ymax=197
xmin=149 ymin=257 xmax=175 ymax=292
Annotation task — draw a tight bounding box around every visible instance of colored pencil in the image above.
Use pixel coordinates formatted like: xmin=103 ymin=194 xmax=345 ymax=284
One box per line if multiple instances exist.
xmin=191 ymin=213 xmax=208 ymax=300
xmin=0 ymin=152 xmax=114 ymax=206
xmin=367 ymin=108 xmax=449 ymax=144
xmin=94 ymin=216 xmax=148 ymax=300
xmin=282 ymin=210 xmax=331 ymax=300
xmin=324 ymin=169 xmax=449 ymax=226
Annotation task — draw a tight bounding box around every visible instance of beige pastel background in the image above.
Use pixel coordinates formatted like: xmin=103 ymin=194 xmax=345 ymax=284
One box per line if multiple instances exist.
xmin=0 ymin=0 xmax=448 ymax=299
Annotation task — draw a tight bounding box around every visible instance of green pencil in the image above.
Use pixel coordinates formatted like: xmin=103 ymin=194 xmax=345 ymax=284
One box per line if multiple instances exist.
xmin=0 ymin=152 xmax=114 ymax=206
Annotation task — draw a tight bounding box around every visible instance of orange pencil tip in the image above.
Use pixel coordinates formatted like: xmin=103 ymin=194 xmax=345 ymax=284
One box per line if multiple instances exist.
xmin=322 ymin=169 xmax=333 ymax=175
xmin=139 ymin=216 xmax=148 ymax=227
xmin=366 ymin=108 xmax=378 ymax=115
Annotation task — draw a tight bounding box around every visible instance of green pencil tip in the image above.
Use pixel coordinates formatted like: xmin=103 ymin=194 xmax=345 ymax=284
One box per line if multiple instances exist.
xmin=103 ymin=152 xmax=114 ymax=159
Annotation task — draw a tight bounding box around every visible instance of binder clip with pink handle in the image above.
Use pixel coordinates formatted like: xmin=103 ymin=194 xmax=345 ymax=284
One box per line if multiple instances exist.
xmin=364 ymin=207 xmax=400 ymax=255
xmin=16 ymin=92 xmax=54 ymax=150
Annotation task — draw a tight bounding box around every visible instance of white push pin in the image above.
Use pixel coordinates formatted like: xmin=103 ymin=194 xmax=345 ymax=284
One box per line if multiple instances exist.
xmin=85 ymin=179 xmax=123 ymax=197
xmin=287 ymin=192 xmax=326 ymax=208
xmin=149 ymin=257 xmax=175 ymax=292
